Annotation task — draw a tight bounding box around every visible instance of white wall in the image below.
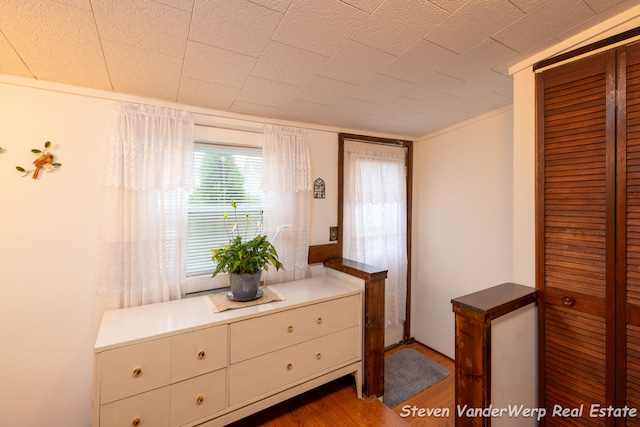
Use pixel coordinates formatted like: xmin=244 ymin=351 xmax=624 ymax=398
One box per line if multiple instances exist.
xmin=307 ymin=129 xmax=338 ymax=246
xmin=0 ymin=75 xmax=361 ymax=427
xmin=491 ymin=304 xmax=537 ymax=426
xmin=512 ymin=69 xmax=536 ymax=287
xmin=412 ymin=107 xmax=514 ymax=358
xmin=0 ymin=82 xmax=111 ymax=426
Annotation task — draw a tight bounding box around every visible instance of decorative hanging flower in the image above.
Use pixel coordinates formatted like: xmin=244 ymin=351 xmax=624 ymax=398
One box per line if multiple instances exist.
xmin=16 ymin=141 xmax=62 ymax=179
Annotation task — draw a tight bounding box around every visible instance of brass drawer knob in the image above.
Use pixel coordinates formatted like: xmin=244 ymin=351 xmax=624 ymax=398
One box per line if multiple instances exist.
xmin=196 ymin=395 xmax=204 ymax=404
xmin=132 ymin=367 xmax=142 ymax=377
xmin=316 ymin=317 xmax=322 ymax=324
xmin=562 ymin=296 xmax=576 ymax=306
xmin=287 ymin=325 xmax=294 ymax=333
xmin=287 ymin=363 xmax=293 ymax=370
xmin=316 ymin=352 xmax=322 ymax=360
xmin=132 ymin=417 xmax=141 ymax=426
xmin=198 ymin=350 xmax=206 ymax=359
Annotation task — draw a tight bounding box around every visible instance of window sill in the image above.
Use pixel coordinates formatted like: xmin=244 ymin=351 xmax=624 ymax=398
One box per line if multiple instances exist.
xmin=186 ymin=273 xmax=229 ymax=294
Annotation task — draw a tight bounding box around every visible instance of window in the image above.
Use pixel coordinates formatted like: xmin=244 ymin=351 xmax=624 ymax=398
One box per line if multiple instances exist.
xmin=187 ymin=143 xmax=263 ymax=282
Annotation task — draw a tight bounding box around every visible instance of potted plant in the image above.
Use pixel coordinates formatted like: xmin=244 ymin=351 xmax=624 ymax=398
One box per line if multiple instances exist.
xmin=211 ymin=201 xmax=283 ymax=301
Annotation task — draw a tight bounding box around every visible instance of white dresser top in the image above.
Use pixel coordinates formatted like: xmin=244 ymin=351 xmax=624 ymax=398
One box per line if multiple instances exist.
xmin=95 ymin=275 xmax=362 ymax=352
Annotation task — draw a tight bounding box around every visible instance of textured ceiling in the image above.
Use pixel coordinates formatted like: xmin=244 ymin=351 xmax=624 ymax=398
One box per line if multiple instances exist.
xmin=1 ymin=0 xmax=639 ymax=138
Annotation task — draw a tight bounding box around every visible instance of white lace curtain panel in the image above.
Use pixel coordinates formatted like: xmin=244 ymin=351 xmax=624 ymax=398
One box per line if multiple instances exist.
xmin=97 ymin=103 xmax=194 ymax=309
xmin=346 ymin=148 xmax=408 ymax=327
xmin=261 ymin=125 xmax=312 ymax=284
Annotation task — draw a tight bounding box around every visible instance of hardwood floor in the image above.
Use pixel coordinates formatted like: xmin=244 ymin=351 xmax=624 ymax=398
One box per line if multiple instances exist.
xmin=227 ymin=341 xmax=455 ymax=427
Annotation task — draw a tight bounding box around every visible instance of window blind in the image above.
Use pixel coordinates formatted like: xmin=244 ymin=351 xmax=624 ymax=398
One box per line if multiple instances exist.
xmin=187 ymin=143 xmax=263 ymax=276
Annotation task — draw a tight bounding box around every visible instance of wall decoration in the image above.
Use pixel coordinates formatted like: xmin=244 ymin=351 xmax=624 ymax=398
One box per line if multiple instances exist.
xmin=16 ymin=141 xmax=62 ymax=179
xmin=314 ymin=178 xmax=325 ymax=199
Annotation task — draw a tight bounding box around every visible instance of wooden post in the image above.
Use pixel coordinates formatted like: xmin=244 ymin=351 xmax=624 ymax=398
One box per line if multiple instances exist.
xmin=451 ymin=283 xmax=537 ymax=427
xmin=454 ymin=308 xmax=491 ymax=426
xmin=325 ymin=258 xmax=387 ymax=398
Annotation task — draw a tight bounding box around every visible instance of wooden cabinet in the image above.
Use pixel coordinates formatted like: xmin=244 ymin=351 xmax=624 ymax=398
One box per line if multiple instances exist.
xmin=93 ymin=276 xmax=363 ymax=427
xmin=536 ymin=37 xmax=640 ymax=425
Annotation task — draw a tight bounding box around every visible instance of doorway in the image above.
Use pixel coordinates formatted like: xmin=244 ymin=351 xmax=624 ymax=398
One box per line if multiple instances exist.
xmin=340 ymin=134 xmax=412 ymax=347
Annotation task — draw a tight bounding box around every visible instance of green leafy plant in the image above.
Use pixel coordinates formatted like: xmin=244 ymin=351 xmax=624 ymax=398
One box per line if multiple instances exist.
xmin=210 ymin=201 xmax=283 ymax=277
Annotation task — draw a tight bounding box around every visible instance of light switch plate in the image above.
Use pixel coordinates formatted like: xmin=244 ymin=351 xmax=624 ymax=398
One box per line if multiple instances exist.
xmin=329 ymin=227 xmax=338 ymax=241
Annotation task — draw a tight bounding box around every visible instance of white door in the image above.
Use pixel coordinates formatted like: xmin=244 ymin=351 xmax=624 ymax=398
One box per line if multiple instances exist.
xmin=343 ymin=140 xmax=408 ymax=347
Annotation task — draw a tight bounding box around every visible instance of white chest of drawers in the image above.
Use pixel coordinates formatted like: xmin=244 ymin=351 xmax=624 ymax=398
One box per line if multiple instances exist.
xmin=93 ymin=275 xmax=363 ymax=427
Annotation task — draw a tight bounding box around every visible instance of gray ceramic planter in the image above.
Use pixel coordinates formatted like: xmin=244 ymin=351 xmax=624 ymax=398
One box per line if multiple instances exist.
xmin=228 ymin=271 xmax=262 ymax=301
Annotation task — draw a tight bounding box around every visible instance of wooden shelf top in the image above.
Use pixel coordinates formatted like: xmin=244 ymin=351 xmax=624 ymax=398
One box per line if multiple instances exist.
xmin=324 ymin=258 xmax=388 ymax=280
xmin=451 ymin=282 xmax=537 ymax=323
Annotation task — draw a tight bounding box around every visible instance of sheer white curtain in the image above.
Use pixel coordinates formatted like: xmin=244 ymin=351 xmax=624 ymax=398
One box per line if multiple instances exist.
xmin=346 ymin=148 xmax=407 ymax=327
xmin=97 ymin=103 xmax=194 ymax=309
xmin=261 ymin=125 xmax=312 ymax=284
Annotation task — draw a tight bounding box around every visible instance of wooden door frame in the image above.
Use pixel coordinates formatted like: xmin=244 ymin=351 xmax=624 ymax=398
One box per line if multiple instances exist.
xmin=337 ymin=133 xmax=414 ymax=343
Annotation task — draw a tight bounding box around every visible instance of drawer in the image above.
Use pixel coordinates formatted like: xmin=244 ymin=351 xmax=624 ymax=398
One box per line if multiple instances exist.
xmin=100 ymin=338 xmax=170 ymax=404
xmin=230 ymin=295 xmax=360 ymax=363
xmin=100 ymin=386 xmax=170 ymax=427
xmin=170 ymin=369 xmax=227 ymax=427
xmin=171 ymin=325 xmax=227 ymax=383
xmin=229 ymin=325 xmax=360 ymax=406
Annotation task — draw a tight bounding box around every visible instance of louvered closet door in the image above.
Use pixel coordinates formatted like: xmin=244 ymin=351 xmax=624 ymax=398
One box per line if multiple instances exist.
xmin=621 ymin=41 xmax=640 ymax=425
xmin=538 ymin=50 xmax=616 ymax=426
